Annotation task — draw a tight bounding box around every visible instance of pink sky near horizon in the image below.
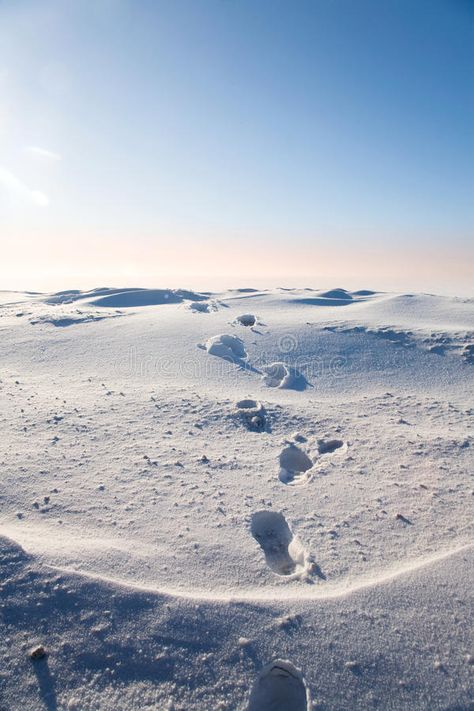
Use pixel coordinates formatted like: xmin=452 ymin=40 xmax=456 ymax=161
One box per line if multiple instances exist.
xmin=1 ymin=230 xmax=472 ymax=296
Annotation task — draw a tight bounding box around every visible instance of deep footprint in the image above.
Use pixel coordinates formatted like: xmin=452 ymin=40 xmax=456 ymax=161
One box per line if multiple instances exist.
xmin=236 ymin=399 xmax=266 ymax=431
xmin=251 ymin=511 xmax=309 ymax=577
xmin=236 ymin=313 xmax=256 ymax=327
xmin=279 ymin=444 xmax=313 ymax=485
xmin=317 ymin=438 xmax=345 ymax=454
xmin=261 ymin=362 xmax=308 ymax=390
xmin=247 ymin=659 xmax=309 ymax=711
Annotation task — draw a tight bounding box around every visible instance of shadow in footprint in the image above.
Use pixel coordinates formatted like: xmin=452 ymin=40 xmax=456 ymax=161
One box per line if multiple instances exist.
xmin=236 ymin=314 xmax=257 ymax=327
xmin=279 ymin=445 xmax=313 ymax=486
xmin=236 ymin=399 xmax=267 ymax=432
xmin=312 ymin=562 xmax=327 ymax=581
xmin=32 ymin=658 xmax=58 ymax=711
xmin=317 ymin=439 xmax=344 ymax=455
xmin=262 ymin=362 xmax=310 ymax=391
xmin=251 ymin=511 xmax=309 ymax=577
xmin=247 ymin=659 xmax=310 ymax=711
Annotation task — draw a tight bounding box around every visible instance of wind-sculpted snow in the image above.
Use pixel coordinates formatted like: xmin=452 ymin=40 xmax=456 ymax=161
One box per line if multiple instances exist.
xmin=43 ymin=287 xmax=209 ymax=308
xmin=0 ymin=533 xmax=472 ymax=710
xmin=0 ymin=286 xmax=472 ymax=710
xmin=204 ymin=333 xmax=248 ymax=362
xmin=89 ymin=288 xmax=208 ymax=308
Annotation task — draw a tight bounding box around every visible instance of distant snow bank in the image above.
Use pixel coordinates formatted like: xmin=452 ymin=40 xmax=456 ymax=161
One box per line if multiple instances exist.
xmin=44 ymin=287 xmax=209 ymax=308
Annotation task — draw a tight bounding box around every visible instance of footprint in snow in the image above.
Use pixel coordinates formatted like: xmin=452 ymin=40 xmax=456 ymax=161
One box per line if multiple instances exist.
xmin=317 ymin=438 xmax=346 ymax=455
xmin=261 ymin=362 xmax=309 ymax=390
xmin=235 ymin=313 xmax=257 ymax=327
xmin=247 ymin=659 xmax=310 ymax=711
xmin=236 ymin=398 xmax=266 ymax=432
xmin=250 ymin=511 xmax=310 ymax=578
xmin=278 ymin=444 xmax=314 ymax=486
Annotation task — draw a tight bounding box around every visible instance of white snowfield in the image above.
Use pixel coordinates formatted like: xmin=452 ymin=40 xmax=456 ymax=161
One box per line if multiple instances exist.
xmin=0 ymin=286 xmax=472 ymax=710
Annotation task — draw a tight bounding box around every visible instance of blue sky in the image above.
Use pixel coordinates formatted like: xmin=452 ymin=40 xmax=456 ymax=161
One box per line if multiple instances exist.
xmin=0 ymin=0 xmax=472 ymax=291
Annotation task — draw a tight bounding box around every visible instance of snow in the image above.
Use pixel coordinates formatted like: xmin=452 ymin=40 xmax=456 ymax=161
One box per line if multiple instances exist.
xmin=235 ymin=314 xmax=257 ymax=327
xmin=0 ymin=286 xmax=472 ymax=709
xmin=204 ymin=334 xmax=248 ymax=361
xmin=278 ymin=444 xmax=314 ymax=486
xmin=247 ymin=659 xmax=310 ymax=710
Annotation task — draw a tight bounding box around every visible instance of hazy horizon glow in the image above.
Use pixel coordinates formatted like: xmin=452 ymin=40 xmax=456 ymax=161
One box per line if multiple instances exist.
xmin=2 ymin=228 xmax=472 ymax=296
xmin=0 ymin=0 xmax=473 ymax=294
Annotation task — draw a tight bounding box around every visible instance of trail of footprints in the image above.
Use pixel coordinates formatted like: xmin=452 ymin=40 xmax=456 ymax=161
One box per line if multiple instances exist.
xmin=243 ymin=430 xmax=345 ymax=708
xmin=201 ymin=324 xmax=347 ymax=709
xmin=241 ymin=426 xmax=342 ymax=708
xmin=249 ymin=439 xmax=346 ymax=582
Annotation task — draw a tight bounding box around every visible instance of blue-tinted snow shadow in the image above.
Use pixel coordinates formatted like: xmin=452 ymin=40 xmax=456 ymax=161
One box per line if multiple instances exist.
xmin=292 ymin=297 xmax=356 ymax=307
xmin=32 ymin=659 xmax=58 ymax=711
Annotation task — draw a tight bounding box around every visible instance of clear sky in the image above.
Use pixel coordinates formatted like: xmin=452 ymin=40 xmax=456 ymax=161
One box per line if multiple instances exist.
xmin=0 ymin=0 xmax=473 ymax=293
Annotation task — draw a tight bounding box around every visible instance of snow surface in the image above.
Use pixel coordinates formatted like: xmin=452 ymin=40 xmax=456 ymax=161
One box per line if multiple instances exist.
xmin=0 ymin=286 xmax=472 ymax=710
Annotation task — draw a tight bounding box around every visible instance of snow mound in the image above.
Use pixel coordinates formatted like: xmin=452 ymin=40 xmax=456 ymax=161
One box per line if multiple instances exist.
xmin=262 ymin=362 xmax=308 ymax=390
xmin=319 ymin=288 xmax=353 ymax=301
xmin=44 ymin=287 xmax=144 ymax=305
xmin=204 ymin=334 xmax=247 ymax=361
xmin=352 ymin=289 xmax=377 ymax=296
xmin=90 ymin=288 xmax=207 ymax=308
xmin=44 ymin=287 xmax=208 ymax=308
xmin=230 ymin=288 xmax=259 ymax=293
